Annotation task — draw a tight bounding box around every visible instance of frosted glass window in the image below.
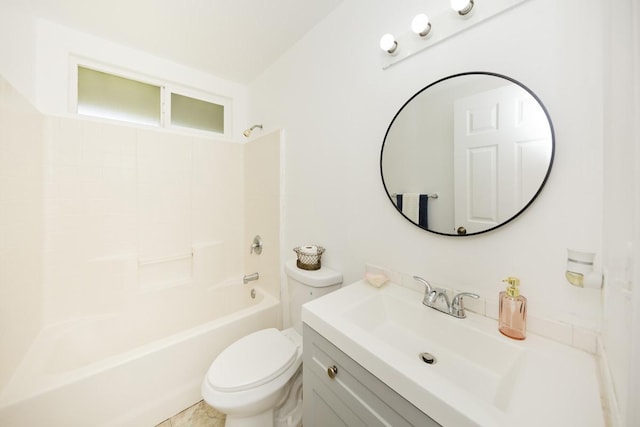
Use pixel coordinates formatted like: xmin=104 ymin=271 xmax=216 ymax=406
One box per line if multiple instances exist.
xmin=171 ymin=93 xmax=224 ymax=133
xmin=77 ymin=66 xmax=161 ymax=126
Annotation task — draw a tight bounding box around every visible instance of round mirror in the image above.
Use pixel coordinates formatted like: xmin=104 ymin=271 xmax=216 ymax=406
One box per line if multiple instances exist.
xmin=380 ymin=72 xmax=554 ymax=236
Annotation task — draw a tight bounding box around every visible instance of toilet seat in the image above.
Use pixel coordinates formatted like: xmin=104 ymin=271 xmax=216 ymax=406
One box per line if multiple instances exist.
xmin=206 ymin=328 xmax=298 ymax=393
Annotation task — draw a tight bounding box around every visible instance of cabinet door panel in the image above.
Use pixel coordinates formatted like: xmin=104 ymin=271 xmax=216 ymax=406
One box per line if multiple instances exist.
xmin=303 ymin=324 xmax=441 ymax=427
xmin=305 ymin=379 xmax=367 ymax=427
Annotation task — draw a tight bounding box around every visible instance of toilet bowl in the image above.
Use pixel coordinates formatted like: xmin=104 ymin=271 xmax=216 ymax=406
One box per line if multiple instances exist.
xmin=201 ymin=260 xmax=342 ymax=427
xmin=202 ymin=328 xmax=302 ymax=427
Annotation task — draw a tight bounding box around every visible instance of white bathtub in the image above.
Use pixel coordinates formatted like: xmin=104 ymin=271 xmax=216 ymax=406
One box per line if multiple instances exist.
xmin=0 ymin=283 xmax=280 ymax=427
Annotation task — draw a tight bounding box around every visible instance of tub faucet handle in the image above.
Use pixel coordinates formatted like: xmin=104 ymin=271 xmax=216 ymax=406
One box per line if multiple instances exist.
xmin=250 ymin=235 xmax=263 ymax=255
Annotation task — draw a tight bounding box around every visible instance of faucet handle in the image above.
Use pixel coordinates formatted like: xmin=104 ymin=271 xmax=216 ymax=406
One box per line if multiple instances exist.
xmin=413 ymin=276 xmax=433 ymax=294
xmin=413 ymin=276 xmax=435 ymax=306
xmin=450 ymin=292 xmax=480 ymax=318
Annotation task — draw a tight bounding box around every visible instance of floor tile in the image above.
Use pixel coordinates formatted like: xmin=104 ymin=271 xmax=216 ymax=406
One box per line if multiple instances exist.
xmin=170 ymin=400 xmax=226 ymax=427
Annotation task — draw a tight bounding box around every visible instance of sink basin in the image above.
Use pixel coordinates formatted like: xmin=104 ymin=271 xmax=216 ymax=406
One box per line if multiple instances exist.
xmin=343 ymin=290 xmax=523 ymax=410
xmin=302 ymin=278 xmax=605 ymax=427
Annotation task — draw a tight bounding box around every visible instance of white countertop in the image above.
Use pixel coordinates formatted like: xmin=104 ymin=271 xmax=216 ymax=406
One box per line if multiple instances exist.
xmin=302 ymin=280 xmax=605 ymax=427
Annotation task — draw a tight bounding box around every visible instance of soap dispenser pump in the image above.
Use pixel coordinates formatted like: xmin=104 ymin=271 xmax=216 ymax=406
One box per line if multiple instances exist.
xmin=499 ymin=277 xmax=527 ymax=340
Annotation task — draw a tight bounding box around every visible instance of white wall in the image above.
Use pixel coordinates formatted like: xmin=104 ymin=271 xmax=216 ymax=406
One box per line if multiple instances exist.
xmin=602 ymin=0 xmax=640 ymax=425
xmin=249 ymin=0 xmax=604 ymax=331
xmin=0 ymin=7 xmax=37 ymax=104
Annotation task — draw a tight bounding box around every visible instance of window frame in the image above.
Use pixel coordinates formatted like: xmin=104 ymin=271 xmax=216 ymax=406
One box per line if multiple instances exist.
xmin=69 ymin=57 xmax=232 ymax=138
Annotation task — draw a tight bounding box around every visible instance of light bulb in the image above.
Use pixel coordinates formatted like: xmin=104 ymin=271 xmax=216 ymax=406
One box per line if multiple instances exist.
xmin=379 ymin=33 xmax=398 ymax=54
xmin=411 ymin=13 xmax=432 ymax=37
xmin=451 ymin=0 xmax=474 ymax=15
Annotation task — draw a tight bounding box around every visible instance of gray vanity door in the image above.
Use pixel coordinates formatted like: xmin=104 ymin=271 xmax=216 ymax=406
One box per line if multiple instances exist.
xmin=303 ymin=324 xmax=441 ymax=427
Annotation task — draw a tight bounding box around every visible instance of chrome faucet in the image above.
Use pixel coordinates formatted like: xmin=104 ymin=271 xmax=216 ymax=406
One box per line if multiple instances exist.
xmin=413 ymin=276 xmax=479 ymax=319
xmin=243 ymin=272 xmax=259 ymax=284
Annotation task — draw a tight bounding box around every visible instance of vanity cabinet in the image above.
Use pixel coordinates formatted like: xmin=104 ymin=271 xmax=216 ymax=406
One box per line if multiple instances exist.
xmin=303 ymin=324 xmax=440 ymax=427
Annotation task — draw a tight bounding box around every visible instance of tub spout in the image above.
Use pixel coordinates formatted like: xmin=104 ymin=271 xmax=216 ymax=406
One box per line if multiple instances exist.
xmin=243 ymin=272 xmax=259 ymax=284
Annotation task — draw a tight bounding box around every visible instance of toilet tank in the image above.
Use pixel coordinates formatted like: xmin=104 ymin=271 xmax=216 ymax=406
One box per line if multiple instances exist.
xmin=284 ymin=259 xmax=342 ymax=334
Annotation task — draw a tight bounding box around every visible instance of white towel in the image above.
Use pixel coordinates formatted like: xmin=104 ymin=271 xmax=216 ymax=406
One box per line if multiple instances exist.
xmin=401 ymin=193 xmax=420 ymax=223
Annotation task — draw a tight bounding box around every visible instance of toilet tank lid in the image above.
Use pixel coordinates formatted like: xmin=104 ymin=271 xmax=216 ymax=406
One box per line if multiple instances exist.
xmin=285 ymin=259 xmax=343 ymax=288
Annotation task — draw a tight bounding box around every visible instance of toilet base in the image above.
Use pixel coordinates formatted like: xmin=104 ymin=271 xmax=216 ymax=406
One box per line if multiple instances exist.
xmin=274 ymin=365 xmax=303 ymax=427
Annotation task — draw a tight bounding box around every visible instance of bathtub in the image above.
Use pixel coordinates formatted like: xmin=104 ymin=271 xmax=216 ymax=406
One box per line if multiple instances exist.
xmin=0 ymin=283 xmax=280 ymax=427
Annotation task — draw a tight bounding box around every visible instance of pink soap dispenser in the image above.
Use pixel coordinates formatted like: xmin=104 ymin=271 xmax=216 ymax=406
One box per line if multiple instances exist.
xmin=499 ymin=277 xmax=527 ymax=340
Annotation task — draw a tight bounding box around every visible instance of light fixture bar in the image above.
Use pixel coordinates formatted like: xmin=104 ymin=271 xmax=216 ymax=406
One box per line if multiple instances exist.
xmin=380 ymin=0 xmax=531 ymax=70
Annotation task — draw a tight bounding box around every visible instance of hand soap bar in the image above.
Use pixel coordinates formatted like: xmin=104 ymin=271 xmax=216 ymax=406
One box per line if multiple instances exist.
xmin=499 ymin=277 xmax=527 ymax=340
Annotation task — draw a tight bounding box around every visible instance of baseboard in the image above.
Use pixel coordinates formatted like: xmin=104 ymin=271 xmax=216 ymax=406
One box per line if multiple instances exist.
xmin=597 ymin=337 xmax=622 ymax=427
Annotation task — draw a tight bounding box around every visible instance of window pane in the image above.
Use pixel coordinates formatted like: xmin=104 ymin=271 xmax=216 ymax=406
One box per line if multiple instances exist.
xmin=171 ymin=93 xmax=224 ymax=133
xmin=77 ymin=66 xmax=161 ymax=126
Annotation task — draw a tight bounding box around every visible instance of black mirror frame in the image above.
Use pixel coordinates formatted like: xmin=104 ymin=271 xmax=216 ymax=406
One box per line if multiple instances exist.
xmin=380 ymin=71 xmax=555 ymax=237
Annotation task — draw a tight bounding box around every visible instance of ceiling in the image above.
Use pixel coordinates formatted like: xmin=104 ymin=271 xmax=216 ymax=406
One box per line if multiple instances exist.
xmin=18 ymin=0 xmax=344 ymax=84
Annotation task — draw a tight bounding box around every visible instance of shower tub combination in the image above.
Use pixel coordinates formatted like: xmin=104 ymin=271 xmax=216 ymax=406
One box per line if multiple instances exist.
xmin=0 ymin=283 xmax=279 ymax=427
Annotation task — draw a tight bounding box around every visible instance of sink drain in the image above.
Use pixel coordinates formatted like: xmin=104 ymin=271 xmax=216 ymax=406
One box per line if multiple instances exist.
xmin=419 ymin=352 xmax=437 ymax=365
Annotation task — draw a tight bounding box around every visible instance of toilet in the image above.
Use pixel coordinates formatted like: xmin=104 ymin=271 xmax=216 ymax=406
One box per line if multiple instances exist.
xmin=201 ymin=259 xmax=342 ymax=427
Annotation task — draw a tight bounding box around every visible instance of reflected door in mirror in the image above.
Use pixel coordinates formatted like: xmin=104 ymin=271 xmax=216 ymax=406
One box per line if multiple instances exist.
xmin=453 ymin=85 xmax=552 ymax=234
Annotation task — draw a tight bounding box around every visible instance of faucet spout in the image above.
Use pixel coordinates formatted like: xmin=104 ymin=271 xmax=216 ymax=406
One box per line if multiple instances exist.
xmin=432 ymin=288 xmax=450 ymax=309
xmin=243 ymin=272 xmax=259 ymax=284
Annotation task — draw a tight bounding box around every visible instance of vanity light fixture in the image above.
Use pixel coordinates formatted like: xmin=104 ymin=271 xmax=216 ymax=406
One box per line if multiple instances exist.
xmin=451 ymin=0 xmax=474 ymax=16
xmin=379 ymin=33 xmax=399 ymax=55
xmin=380 ymin=0 xmax=529 ymax=70
xmin=411 ymin=13 xmax=432 ymax=38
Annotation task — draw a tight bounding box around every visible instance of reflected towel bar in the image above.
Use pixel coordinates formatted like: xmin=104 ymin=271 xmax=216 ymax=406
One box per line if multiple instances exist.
xmin=391 ymin=192 xmax=439 ymax=199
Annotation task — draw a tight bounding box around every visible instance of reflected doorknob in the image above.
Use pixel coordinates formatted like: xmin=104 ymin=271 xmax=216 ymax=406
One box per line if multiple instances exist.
xmin=456 ymin=226 xmax=467 ymax=235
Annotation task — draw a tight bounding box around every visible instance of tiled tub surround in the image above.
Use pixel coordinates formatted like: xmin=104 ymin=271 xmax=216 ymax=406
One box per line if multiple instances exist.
xmin=0 ymin=284 xmax=279 ymax=426
xmin=42 ymin=117 xmax=249 ymax=323
xmin=0 ymin=77 xmax=44 ymax=391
